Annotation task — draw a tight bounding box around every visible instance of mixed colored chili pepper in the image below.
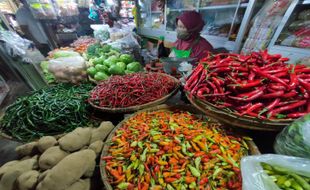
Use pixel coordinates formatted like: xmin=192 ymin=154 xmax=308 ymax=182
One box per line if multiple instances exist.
xmin=184 ymin=50 xmax=310 ymax=119
xmin=102 ymin=110 xmax=249 ymax=189
xmin=89 ymin=73 xmax=178 ymax=108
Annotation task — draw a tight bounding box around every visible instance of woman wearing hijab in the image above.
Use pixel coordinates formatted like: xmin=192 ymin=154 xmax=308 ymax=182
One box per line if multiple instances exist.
xmin=171 ymin=11 xmax=213 ymax=60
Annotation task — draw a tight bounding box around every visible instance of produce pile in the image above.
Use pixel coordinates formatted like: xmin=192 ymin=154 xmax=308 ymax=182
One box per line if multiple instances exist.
xmin=89 ymin=73 xmax=178 ymax=108
xmin=41 ymin=49 xmax=87 ymax=84
xmin=0 ymin=83 xmax=94 ymax=141
xmin=0 ymin=121 xmax=115 ymax=190
xmin=71 ymin=36 xmax=97 ymax=54
xmin=261 ymin=162 xmax=310 ymax=190
xmin=185 ymin=51 xmax=310 ymax=120
xmin=86 ymin=44 xmax=143 ymax=81
xmin=102 ymin=110 xmax=249 ymax=189
xmin=274 ymin=114 xmax=310 ymax=158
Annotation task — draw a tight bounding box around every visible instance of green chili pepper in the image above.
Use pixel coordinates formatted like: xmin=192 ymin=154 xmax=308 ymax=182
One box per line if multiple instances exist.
xmin=188 ymin=165 xmax=201 ymax=178
xmin=140 ymin=148 xmax=148 ymax=162
xmin=195 ymin=157 xmax=201 ymax=171
xmin=117 ymin=182 xmax=130 ymax=189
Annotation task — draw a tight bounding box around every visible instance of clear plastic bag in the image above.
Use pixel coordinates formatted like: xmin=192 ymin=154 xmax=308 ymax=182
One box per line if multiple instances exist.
xmin=109 ymin=32 xmax=140 ymax=50
xmin=0 ymin=30 xmax=31 ymax=57
xmin=48 ymin=55 xmax=87 ymax=84
xmin=274 ymin=114 xmax=310 ymax=158
xmin=241 ymin=154 xmax=310 ymax=190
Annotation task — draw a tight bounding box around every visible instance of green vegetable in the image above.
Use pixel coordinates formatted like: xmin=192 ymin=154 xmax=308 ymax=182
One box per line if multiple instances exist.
xmin=109 ymin=65 xmax=125 ymax=75
xmin=94 ymin=72 xmax=109 ymax=81
xmin=120 ymin=54 xmax=134 ymax=64
xmin=93 ymin=57 xmax=105 ymax=65
xmin=40 ymin=61 xmax=55 ymax=84
xmin=117 ymin=182 xmax=130 ymax=189
xmin=127 ymin=62 xmax=142 ymax=72
xmin=108 ymin=55 xmax=119 ymax=64
xmin=0 ymin=83 xmax=95 ymax=142
xmin=52 ymin=50 xmax=79 ymax=58
xmin=125 ymin=70 xmax=135 ymax=74
xmin=116 ymin=62 xmax=126 ymax=70
xmin=95 ymin=64 xmax=108 ymax=72
xmin=188 ymin=165 xmax=200 ymax=178
xmin=87 ymin=67 xmax=97 ymax=77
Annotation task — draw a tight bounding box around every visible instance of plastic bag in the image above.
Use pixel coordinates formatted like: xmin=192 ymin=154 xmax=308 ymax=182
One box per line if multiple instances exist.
xmin=109 ymin=32 xmax=140 ymax=50
xmin=298 ymin=9 xmax=310 ymax=20
xmin=274 ymin=114 xmax=310 ymax=158
xmin=48 ymin=55 xmax=87 ymax=84
xmin=241 ymin=154 xmax=310 ymax=190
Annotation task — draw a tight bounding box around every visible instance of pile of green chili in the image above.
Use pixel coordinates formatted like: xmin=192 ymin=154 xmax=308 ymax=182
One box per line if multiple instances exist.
xmin=0 ymin=83 xmax=94 ymax=142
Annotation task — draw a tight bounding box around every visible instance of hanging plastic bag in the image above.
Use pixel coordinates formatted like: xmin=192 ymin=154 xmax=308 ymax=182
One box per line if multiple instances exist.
xmin=48 ymin=55 xmax=87 ymax=84
xmin=241 ymin=154 xmax=310 ymax=190
xmin=274 ymin=114 xmax=310 ymax=159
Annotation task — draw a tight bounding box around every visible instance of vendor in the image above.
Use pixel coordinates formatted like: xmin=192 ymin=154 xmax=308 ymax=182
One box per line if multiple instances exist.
xmin=170 ymin=11 xmax=213 ymax=60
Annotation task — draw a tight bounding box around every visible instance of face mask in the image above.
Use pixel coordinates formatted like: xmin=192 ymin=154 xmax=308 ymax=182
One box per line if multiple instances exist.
xmin=177 ymin=28 xmax=191 ymax=40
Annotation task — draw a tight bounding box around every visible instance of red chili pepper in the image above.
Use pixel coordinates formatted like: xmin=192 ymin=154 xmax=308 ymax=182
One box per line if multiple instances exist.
xmin=298 ymin=78 xmax=310 ymax=91
xmin=287 ymin=113 xmax=307 ymax=118
xmin=252 ymin=67 xmax=288 ymax=87
xmin=265 ymin=67 xmax=288 ymax=74
xmin=101 ymin=156 xmax=113 ymax=160
xmin=211 ymin=67 xmax=232 ymax=73
xmin=282 ymin=90 xmax=298 ymax=98
xmin=269 ymin=84 xmax=286 ymax=90
xmin=229 ymin=89 xmax=264 ymax=101
xmin=236 ymin=87 xmax=265 ymax=98
xmin=199 ymin=178 xmax=209 ymax=185
xmin=274 ymin=71 xmax=289 ymax=78
xmin=207 ymin=81 xmax=218 ymax=94
xmin=229 ymin=79 xmax=263 ymax=89
xmin=288 ymin=73 xmax=298 ymax=90
xmin=240 ymin=103 xmax=263 ymax=116
xmin=295 ymin=68 xmax=310 ymax=73
xmin=261 ymin=91 xmax=284 ymax=99
xmin=237 ymin=103 xmax=252 ymax=111
xmin=268 ymin=100 xmax=307 ymax=117
xmin=197 ymin=87 xmax=210 ymax=98
xmin=248 ymin=72 xmax=255 ymax=81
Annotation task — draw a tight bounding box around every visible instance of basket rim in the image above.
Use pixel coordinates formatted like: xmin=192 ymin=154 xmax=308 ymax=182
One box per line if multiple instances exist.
xmin=88 ymin=73 xmax=181 ymax=113
xmin=186 ymin=92 xmax=292 ymax=131
xmin=99 ymin=104 xmax=261 ymax=190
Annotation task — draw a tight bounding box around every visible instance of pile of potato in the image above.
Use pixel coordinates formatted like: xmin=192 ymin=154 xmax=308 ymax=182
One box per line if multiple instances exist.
xmin=0 ymin=121 xmax=115 ymax=190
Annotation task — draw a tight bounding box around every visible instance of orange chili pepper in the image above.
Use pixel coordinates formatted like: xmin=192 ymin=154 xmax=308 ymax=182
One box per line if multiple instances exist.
xmin=165 ymin=177 xmax=178 ymax=183
xmin=185 ymin=176 xmax=196 ymax=184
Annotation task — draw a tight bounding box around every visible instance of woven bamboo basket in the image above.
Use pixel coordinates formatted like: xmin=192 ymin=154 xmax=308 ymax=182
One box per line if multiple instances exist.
xmin=100 ymin=104 xmax=260 ymax=190
xmin=186 ymin=92 xmax=293 ymax=131
xmin=89 ymin=73 xmax=180 ymax=113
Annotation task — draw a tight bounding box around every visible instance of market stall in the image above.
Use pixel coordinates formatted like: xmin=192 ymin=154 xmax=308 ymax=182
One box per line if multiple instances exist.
xmin=0 ymin=0 xmax=309 ymax=190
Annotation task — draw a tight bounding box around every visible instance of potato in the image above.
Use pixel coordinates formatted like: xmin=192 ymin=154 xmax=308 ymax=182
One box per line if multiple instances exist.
xmin=36 ymin=149 xmax=96 ymax=190
xmin=0 ymin=157 xmax=38 ymax=179
xmin=39 ymin=146 xmax=69 ymax=170
xmin=0 ymin=156 xmax=38 ymax=190
xmin=88 ymin=140 xmax=104 ymax=155
xmin=66 ymin=178 xmax=90 ymax=190
xmin=90 ymin=121 xmax=114 ymax=143
xmin=58 ymin=128 xmax=91 ymax=152
xmin=37 ymin=136 xmax=57 ymax=153
xmin=38 ymin=170 xmax=49 ymax=182
xmin=0 ymin=170 xmax=21 ymax=190
xmin=15 ymin=142 xmax=38 ymax=157
xmin=17 ymin=170 xmax=40 ymax=190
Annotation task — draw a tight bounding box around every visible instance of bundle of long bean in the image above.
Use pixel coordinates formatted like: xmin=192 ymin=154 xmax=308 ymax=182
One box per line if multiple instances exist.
xmin=89 ymin=73 xmax=178 ymax=108
xmin=0 ymin=83 xmax=94 ymax=142
xmin=102 ymin=110 xmax=249 ymax=189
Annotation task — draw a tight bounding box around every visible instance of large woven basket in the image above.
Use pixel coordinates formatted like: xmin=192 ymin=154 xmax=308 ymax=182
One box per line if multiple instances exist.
xmin=89 ymin=73 xmax=180 ymax=113
xmin=100 ymin=104 xmax=260 ymax=190
xmin=186 ymin=92 xmax=293 ymax=131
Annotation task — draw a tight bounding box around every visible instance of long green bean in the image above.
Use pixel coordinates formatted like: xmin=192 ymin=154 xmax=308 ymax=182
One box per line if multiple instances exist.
xmin=0 ymin=83 xmax=94 ymax=142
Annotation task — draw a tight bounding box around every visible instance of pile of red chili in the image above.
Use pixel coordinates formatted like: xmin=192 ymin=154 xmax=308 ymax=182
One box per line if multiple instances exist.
xmin=102 ymin=110 xmax=248 ymax=189
xmin=185 ymin=50 xmax=310 ymax=119
xmin=89 ymin=73 xmax=177 ymax=108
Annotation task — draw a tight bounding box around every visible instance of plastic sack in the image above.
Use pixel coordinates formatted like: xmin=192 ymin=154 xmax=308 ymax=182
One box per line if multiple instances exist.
xmin=274 ymin=114 xmax=310 ymax=158
xmin=109 ymin=32 xmax=140 ymax=50
xmin=298 ymin=9 xmax=310 ymax=20
xmin=48 ymin=55 xmax=87 ymax=84
xmin=241 ymin=154 xmax=310 ymax=190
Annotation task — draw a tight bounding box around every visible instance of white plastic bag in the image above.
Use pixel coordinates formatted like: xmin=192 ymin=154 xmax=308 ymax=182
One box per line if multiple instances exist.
xmin=241 ymin=154 xmax=310 ymax=190
xmin=48 ymin=55 xmax=87 ymax=83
